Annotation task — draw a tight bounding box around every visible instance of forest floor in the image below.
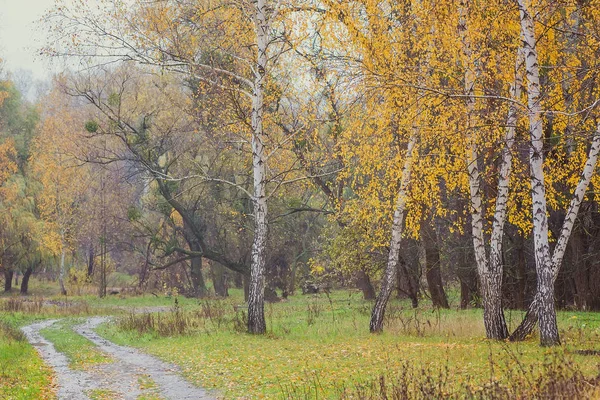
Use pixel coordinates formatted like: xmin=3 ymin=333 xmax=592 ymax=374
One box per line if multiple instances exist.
xmin=3 ymin=282 xmax=600 ymax=398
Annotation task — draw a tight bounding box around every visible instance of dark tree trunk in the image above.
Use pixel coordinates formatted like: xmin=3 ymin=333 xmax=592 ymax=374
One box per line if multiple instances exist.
xmin=457 ymin=261 xmax=478 ymax=309
xmin=396 ymin=258 xmax=418 ymax=308
xmin=87 ymin=246 xmax=95 ymax=278
xmin=234 ymin=272 xmax=243 ymax=289
xmin=4 ymin=270 xmax=13 ymax=292
xmin=459 ymin=279 xmax=473 ymax=309
xmin=570 ymin=220 xmax=593 ymax=310
xmin=356 ymin=269 xmax=376 ymax=300
xmin=139 ymin=240 xmax=151 ymax=290
xmin=190 ymin=254 xmax=207 ymax=297
xmin=20 ymin=267 xmax=33 ymax=294
xmin=210 ymin=262 xmax=228 ymax=297
xmin=422 ymin=224 xmax=449 ymax=309
xmin=514 ymin=237 xmax=529 ymax=309
xmin=188 ymin=250 xmax=207 ymax=298
xmin=183 ymin=219 xmax=208 ymax=298
xmin=243 ymin=273 xmax=250 ymax=302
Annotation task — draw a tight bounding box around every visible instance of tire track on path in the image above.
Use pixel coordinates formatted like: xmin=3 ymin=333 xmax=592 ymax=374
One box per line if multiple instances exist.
xmin=22 ymin=317 xmax=215 ymax=400
xmin=21 ymin=320 xmax=98 ymax=400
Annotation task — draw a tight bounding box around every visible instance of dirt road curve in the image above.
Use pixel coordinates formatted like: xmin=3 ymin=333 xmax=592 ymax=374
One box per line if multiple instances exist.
xmin=22 ymin=317 xmax=215 ymax=400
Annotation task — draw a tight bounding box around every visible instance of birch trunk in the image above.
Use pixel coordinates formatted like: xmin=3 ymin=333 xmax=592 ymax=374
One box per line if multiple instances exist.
xmin=247 ymin=0 xmax=269 ymax=334
xmin=482 ymin=47 xmax=525 ymax=339
xmin=512 ymin=0 xmax=600 ymax=344
xmin=510 ymin=123 xmax=600 ymax=342
xmin=459 ymin=0 xmax=511 ymax=339
xmin=370 ymin=135 xmax=417 ymax=333
xmin=517 ymin=0 xmax=558 ymax=346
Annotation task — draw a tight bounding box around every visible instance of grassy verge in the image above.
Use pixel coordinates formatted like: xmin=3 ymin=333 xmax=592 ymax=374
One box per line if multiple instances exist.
xmin=0 ymin=316 xmax=55 ymax=399
xmin=39 ymin=319 xmax=112 ymax=370
xmin=0 ymin=295 xmax=108 ymax=399
xmin=98 ymin=290 xmax=600 ymax=399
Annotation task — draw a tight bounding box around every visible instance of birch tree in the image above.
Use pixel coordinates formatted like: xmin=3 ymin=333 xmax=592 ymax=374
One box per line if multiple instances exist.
xmin=510 ymin=0 xmax=600 ymax=346
xmin=456 ymin=0 xmax=526 ymax=340
xmin=45 ymin=0 xmax=295 ymax=334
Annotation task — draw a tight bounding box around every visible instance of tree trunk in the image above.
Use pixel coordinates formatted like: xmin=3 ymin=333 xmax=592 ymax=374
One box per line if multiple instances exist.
xmin=370 ymin=135 xmax=417 ymax=333
xmin=243 ymin=273 xmax=250 ymax=302
xmin=517 ymin=0 xmax=559 ymax=346
xmin=483 ymin=47 xmax=524 ymax=339
xmin=513 ymin=0 xmax=600 ymax=344
xmin=397 ymin=258 xmax=418 ymax=308
xmin=458 ymin=0 xmax=523 ymax=340
xmin=4 ymin=270 xmax=13 ymax=292
xmin=356 ymin=269 xmax=376 ymax=300
xmin=234 ymin=272 xmax=243 ymax=289
xmin=459 ymin=278 xmax=473 ymax=309
xmin=211 ymin=262 xmax=228 ymax=297
xmin=59 ymin=247 xmax=67 ymax=296
xmin=247 ymin=0 xmax=269 ymax=335
xmin=422 ymin=223 xmax=449 ymax=309
xmin=87 ymin=246 xmax=95 ymax=278
xmin=189 ymin=242 xmax=207 ymax=297
xmin=139 ymin=240 xmax=152 ymax=290
xmin=20 ymin=267 xmax=33 ymax=295
xmin=570 ymin=224 xmax=589 ymax=310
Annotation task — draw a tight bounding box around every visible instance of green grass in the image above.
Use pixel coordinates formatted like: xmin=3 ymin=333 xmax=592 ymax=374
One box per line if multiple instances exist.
xmin=39 ymin=319 xmax=112 ymax=370
xmin=0 ymin=316 xmax=55 ymax=400
xmin=96 ymin=290 xmax=600 ymax=399
xmin=87 ymin=388 xmax=119 ymax=400
xmin=136 ymin=375 xmax=163 ymax=400
xmin=4 ymin=282 xmax=600 ymax=399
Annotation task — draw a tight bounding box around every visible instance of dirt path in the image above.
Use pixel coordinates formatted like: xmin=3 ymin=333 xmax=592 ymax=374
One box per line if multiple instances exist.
xmin=22 ymin=317 xmax=215 ymax=400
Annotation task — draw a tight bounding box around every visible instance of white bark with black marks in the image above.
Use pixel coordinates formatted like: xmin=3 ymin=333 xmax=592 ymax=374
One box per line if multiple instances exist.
xmin=460 ymin=0 xmax=520 ymax=339
xmin=247 ymin=0 xmax=270 ymax=335
xmin=513 ymin=0 xmax=600 ymax=345
xmin=511 ymin=123 xmax=600 ymax=342
xmin=370 ymin=135 xmax=417 ymax=333
xmin=517 ymin=0 xmax=558 ymax=346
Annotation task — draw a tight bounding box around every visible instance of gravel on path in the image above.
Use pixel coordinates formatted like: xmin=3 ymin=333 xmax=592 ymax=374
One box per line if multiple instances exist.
xmin=22 ymin=317 xmax=216 ymax=400
xmin=21 ymin=320 xmax=98 ymax=400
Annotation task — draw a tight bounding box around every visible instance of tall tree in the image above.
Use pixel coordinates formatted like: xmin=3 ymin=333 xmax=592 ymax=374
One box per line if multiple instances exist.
xmin=510 ymin=0 xmax=600 ymax=346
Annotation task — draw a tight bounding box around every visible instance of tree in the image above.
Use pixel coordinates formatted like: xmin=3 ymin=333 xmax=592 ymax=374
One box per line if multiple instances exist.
xmin=45 ymin=0 xmax=303 ymax=333
xmin=509 ymin=0 xmax=600 ymax=346
xmin=31 ymin=86 xmax=94 ymax=295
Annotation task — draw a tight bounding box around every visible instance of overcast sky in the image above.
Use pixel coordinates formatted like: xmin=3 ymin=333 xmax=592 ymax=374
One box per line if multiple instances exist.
xmin=0 ymin=0 xmax=64 ymax=80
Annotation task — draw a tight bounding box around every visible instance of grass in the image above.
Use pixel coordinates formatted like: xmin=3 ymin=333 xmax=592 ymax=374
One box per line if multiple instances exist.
xmin=4 ymin=279 xmax=600 ymax=399
xmin=0 ymin=317 xmax=55 ymax=400
xmin=96 ymin=290 xmax=600 ymax=399
xmin=137 ymin=375 xmax=163 ymax=400
xmin=0 ymin=293 xmax=104 ymax=400
xmin=39 ymin=319 xmax=113 ymax=370
xmin=87 ymin=388 xmax=119 ymax=400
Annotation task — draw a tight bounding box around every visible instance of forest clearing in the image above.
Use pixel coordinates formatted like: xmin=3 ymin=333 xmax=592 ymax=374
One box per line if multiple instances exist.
xmin=4 ymin=0 xmax=600 ymax=398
